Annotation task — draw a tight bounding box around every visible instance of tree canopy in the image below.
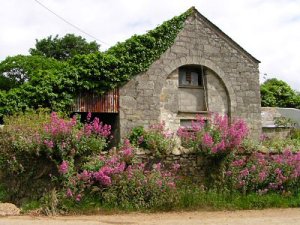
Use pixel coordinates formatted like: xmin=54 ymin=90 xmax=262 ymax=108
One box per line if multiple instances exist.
xmin=0 ymin=55 xmax=64 ymax=90
xmin=29 ymin=34 xmax=100 ymax=60
xmin=261 ymin=78 xmax=300 ymax=109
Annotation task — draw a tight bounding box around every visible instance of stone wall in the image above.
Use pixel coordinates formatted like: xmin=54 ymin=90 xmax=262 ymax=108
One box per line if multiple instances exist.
xmin=262 ymin=127 xmax=292 ymax=139
xmin=206 ymin=69 xmax=229 ymax=115
xmin=135 ymin=148 xmax=206 ymax=180
xmin=119 ymin=12 xmax=261 ymax=139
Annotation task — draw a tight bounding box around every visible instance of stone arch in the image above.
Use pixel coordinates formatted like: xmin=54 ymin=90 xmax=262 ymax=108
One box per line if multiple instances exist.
xmin=161 ymin=56 xmax=237 ymax=116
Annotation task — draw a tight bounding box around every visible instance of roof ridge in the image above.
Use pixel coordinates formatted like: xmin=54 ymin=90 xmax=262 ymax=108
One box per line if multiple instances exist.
xmin=190 ymin=7 xmax=260 ymax=63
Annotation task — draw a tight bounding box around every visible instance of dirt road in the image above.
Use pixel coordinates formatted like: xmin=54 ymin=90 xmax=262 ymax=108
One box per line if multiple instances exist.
xmin=1 ymin=208 xmax=300 ymax=225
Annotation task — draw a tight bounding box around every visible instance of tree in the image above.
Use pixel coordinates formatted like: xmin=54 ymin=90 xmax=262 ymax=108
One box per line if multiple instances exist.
xmin=261 ymin=78 xmax=300 ymax=109
xmin=0 ymin=55 xmax=63 ymax=90
xmin=29 ymin=34 xmax=100 ymax=60
xmin=0 ymin=54 xmax=79 ymax=117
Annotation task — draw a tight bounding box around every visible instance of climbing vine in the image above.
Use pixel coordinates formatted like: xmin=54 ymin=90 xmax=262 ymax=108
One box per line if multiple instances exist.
xmin=70 ymin=7 xmax=193 ymax=93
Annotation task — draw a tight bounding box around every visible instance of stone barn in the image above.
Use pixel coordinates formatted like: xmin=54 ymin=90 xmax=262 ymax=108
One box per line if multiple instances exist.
xmin=73 ymin=7 xmax=262 ymax=142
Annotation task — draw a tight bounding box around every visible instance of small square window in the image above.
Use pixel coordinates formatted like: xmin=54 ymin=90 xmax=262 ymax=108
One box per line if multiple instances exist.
xmin=179 ymin=66 xmax=203 ymax=87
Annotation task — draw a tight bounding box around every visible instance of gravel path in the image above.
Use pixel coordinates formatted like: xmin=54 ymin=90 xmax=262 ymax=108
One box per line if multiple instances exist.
xmin=1 ymin=208 xmax=300 ymax=225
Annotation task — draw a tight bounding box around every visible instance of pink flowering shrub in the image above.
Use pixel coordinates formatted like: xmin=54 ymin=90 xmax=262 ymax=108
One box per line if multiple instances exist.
xmin=41 ymin=112 xmax=111 ymax=163
xmin=59 ymin=140 xmax=180 ymax=208
xmin=177 ymin=114 xmax=249 ymax=157
xmin=225 ymin=149 xmax=300 ymax=194
xmin=0 ymin=110 xmax=112 ymax=202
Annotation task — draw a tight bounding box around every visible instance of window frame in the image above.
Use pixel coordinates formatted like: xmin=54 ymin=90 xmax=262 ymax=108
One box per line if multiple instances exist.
xmin=178 ymin=66 xmax=204 ymax=88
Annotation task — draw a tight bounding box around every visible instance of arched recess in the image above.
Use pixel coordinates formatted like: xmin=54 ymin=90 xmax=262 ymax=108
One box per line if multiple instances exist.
xmin=161 ymin=56 xmax=237 ymax=117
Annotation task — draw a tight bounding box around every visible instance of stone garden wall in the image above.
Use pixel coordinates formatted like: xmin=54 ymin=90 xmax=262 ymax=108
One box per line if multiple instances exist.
xmin=135 ymin=147 xmax=206 ymax=180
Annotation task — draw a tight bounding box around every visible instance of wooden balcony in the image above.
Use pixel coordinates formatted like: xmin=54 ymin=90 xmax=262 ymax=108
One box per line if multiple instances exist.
xmin=72 ymin=89 xmax=119 ymax=113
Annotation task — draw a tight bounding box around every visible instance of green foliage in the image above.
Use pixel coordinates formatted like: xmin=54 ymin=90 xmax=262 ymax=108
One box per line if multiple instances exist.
xmin=0 ymin=59 xmax=79 ymax=117
xmin=0 ymin=55 xmax=64 ymax=90
xmin=261 ymin=78 xmax=300 ymax=109
xmin=261 ymin=137 xmax=300 ymax=153
xmin=70 ymin=52 xmax=122 ymax=93
xmin=128 ymin=126 xmax=145 ymax=146
xmin=177 ymin=187 xmax=300 ymax=210
xmin=290 ymin=129 xmax=300 ymax=140
xmin=0 ymin=8 xmax=193 ymax=118
xmin=29 ymin=34 xmax=100 ymax=60
xmin=101 ymin=169 xmax=178 ymax=210
xmin=274 ymin=116 xmax=296 ymax=127
xmin=130 ymin=123 xmax=177 ymax=157
xmin=0 ymin=184 xmax=8 ymax=202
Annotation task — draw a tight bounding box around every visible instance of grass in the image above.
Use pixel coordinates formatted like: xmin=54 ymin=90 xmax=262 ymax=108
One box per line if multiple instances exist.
xmin=19 ymin=185 xmax=300 ymax=215
xmin=176 ymin=185 xmax=300 ymax=210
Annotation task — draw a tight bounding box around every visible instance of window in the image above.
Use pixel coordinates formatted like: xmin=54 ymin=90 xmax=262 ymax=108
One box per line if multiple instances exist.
xmin=180 ymin=118 xmax=209 ymax=129
xmin=179 ymin=66 xmax=203 ymax=87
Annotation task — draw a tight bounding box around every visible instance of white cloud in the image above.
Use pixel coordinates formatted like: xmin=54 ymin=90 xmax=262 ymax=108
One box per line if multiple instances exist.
xmin=0 ymin=0 xmax=299 ymax=90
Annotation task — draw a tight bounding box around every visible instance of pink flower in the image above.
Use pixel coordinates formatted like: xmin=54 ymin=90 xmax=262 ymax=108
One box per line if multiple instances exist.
xmin=238 ymin=180 xmax=246 ymax=187
xmin=239 ymin=168 xmax=249 ymax=178
xmin=154 ymin=163 xmax=162 ymax=171
xmin=225 ymin=171 xmax=232 ymax=176
xmin=66 ymin=188 xmax=73 ymax=197
xmin=156 ymin=180 xmax=163 ymax=187
xmin=172 ymin=163 xmax=180 ymax=171
xmin=44 ymin=140 xmax=54 ymax=149
xmin=163 ymin=130 xmax=173 ymax=138
xmin=84 ymin=117 xmax=111 ymax=138
xmin=212 ymin=140 xmax=226 ymax=153
xmin=78 ymin=170 xmax=91 ymax=182
xmin=167 ymin=181 xmax=176 ymax=189
xmin=76 ymin=194 xmax=82 ymax=202
xmin=202 ymin=133 xmax=213 ymax=147
xmin=258 ymin=171 xmax=267 ymax=182
xmin=87 ymin=112 xmax=92 ymax=122
xmin=59 ymin=160 xmax=69 ymax=174
xmin=232 ymin=159 xmax=245 ymax=167
xmin=93 ymin=170 xmax=112 ymax=186
xmin=250 ymin=165 xmax=256 ymax=172
xmin=121 ymin=139 xmax=134 ymax=157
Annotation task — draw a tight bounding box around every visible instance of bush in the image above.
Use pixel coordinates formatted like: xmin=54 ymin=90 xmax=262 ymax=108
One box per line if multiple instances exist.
xmin=225 ymin=149 xmax=300 ymax=195
xmin=177 ymin=114 xmax=248 ymax=158
xmin=58 ymin=140 xmax=180 ymax=210
xmin=0 ymin=110 xmax=111 ymax=203
xmin=128 ymin=126 xmax=146 ymax=147
xmin=290 ymin=129 xmax=300 ymax=140
xmin=129 ymin=122 xmax=177 ymax=157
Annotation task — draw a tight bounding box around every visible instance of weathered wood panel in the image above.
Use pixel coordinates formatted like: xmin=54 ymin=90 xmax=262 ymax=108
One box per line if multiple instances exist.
xmin=72 ymin=89 xmax=119 ymax=113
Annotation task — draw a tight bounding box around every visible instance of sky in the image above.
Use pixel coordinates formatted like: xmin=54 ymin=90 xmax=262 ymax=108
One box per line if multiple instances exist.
xmin=0 ymin=0 xmax=300 ymax=90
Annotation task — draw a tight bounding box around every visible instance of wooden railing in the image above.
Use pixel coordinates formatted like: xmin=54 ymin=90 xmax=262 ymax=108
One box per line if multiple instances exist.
xmin=72 ymin=89 xmax=119 ymax=113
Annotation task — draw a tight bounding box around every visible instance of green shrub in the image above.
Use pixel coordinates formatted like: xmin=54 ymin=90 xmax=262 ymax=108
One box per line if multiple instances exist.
xmin=290 ymin=128 xmax=300 ymax=140
xmin=128 ymin=126 xmax=146 ymax=147
xmin=129 ymin=123 xmax=177 ymax=157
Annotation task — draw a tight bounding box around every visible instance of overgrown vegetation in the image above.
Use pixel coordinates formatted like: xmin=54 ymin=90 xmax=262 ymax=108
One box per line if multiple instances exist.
xmin=129 ymin=122 xmax=177 ymax=157
xmin=0 ymin=8 xmax=193 ymax=120
xmin=1 ymin=111 xmax=299 ymax=214
xmin=0 ymin=110 xmax=111 ymax=204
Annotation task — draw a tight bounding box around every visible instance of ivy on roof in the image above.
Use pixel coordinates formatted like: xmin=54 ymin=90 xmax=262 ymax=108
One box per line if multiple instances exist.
xmin=70 ymin=7 xmax=194 ymax=93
